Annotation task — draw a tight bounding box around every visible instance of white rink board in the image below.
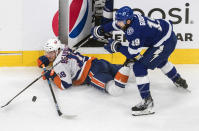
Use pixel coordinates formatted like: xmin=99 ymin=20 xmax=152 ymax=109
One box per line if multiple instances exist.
xmin=114 ymin=0 xmax=199 ymax=49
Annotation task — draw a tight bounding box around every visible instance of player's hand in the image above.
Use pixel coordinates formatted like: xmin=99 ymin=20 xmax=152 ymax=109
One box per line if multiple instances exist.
xmin=42 ymin=69 xmax=57 ymax=80
xmin=91 ymin=26 xmax=105 ymax=41
xmin=94 ymin=0 xmax=105 ymax=17
xmin=37 ymin=55 xmax=50 ymax=68
xmin=104 ymin=39 xmax=121 ymax=53
xmin=123 ymin=58 xmax=136 ymax=67
xmin=94 ymin=0 xmax=105 ymax=8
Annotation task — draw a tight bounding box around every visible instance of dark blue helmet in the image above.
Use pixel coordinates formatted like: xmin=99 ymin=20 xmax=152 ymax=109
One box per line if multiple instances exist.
xmin=115 ymin=6 xmax=134 ymax=23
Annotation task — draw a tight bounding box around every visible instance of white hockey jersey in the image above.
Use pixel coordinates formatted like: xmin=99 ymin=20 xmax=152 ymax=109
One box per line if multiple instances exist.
xmin=52 ymin=47 xmax=95 ymax=90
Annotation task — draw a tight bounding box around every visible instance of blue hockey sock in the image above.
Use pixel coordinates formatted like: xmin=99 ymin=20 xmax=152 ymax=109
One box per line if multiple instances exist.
xmin=166 ymin=67 xmax=180 ymax=82
xmin=137 ymin=83 xmax=150 ymax=99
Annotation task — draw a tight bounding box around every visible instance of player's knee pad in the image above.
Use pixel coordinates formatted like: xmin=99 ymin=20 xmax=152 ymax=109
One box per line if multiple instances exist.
xmin=105 ymin=80 xmax=125 ymax=96
xmin=114 ymin=66 xmax=130 ymax=88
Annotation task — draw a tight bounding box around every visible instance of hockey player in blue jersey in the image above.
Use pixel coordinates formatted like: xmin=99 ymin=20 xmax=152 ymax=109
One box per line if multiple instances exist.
xmin=37 ymin=38 xmax=129 ymax=96
xmin=92 ymin=6 xmax=188 ymax=116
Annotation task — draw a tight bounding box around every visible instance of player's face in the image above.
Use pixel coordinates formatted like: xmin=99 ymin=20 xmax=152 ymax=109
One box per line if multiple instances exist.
xmin=116 ymin=20 xmax=126 ymax=29
xmin=45 ymin=51 xmax=56 ymax=62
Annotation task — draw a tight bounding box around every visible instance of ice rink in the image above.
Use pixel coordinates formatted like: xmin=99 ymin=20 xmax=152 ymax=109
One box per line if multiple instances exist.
xmin=0 ymin=65 xmax=199 ymax=131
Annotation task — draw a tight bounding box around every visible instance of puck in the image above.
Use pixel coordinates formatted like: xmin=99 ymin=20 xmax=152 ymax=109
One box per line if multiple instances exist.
xmin=32 ymin=96 xmax=37 ymax=102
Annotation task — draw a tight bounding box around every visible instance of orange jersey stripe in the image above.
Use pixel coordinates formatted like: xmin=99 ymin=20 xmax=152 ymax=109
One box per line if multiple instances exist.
xmin=91 ymin=77 xmax=105 ymax=88
xmin=88 ymin=71 xmax=94 ymax=79
xmin=73 ymin=57 xmax=96 ymax=85
xmin=114 ymin=72 xmax=129 ymax=83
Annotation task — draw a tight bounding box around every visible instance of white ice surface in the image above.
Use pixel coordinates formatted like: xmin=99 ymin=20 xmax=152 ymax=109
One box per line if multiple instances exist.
xmin=0 ymin=65 xmax=199 ymax=131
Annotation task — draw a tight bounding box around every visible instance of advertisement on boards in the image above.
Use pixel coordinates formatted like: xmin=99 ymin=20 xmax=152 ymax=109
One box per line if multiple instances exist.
xmin=114 ymin=0 xmax=199 ymax=49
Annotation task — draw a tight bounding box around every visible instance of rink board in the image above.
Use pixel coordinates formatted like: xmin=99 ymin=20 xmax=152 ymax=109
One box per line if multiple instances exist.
xmin=0 ymin=49 xmax=199 ymax=66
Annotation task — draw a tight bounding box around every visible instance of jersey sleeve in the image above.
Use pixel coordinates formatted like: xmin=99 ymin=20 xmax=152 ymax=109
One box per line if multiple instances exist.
xmin=127 ymin=38 xmax=143 ymax=57
xmin=102 ymin=21 xmax=121 ymax=33
xmin=119 ymin=29 xmax=143 ymax=59
xmin=118 ymin=45 xmax=141 ymax=59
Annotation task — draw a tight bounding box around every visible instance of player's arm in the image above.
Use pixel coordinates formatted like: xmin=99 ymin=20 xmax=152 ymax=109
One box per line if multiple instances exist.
xmin=91 ymin=21 xmax=120 ymax=41
xmin=104 ymin=37 xmax=142 ymax=59
xmin=119 ymin=45 xmax=141 ymax=59
xmin=52 ymin=70 xmax=72 ymax=90
xmin=37 ymin=55 xmax=72 ymax=90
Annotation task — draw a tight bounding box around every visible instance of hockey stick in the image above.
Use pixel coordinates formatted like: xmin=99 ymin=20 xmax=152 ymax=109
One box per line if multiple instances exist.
xmin=73 ymin=32 xmax=111 ymax=52
xmin=42 ymin=65 xmax=76 ymax=119
xmin=73 ymin=35 xmax=93 ymax=51
xmin=1 ymin=61 xmax=61 ymax=108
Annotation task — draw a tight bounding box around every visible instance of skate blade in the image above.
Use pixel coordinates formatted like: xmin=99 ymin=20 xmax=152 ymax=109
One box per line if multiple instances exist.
xmin=174 ymin=83 xmax=190 ymax=93
xmin=176 ymin=86 xmax=191 ymax=93
xmin=132 ymin=108 xmax=155 ymax=116
xmin=185 ymin=89 xmax=191 ymax=93
xmin=132 ymin=111 xmax=155 ymax=116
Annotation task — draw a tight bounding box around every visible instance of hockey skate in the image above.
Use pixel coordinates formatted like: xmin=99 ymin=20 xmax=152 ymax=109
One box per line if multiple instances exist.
xmin=174 ymin=77 xmax=188 ymax=89
xmin=132 ymin=96 xmax=155 ymax=116
xmin=174 ymin=76 xmax=190 ymax=92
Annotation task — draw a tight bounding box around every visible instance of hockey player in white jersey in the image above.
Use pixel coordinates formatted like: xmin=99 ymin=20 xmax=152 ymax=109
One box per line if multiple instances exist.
xmin=37 ymin=38 xmax=130 ymax=96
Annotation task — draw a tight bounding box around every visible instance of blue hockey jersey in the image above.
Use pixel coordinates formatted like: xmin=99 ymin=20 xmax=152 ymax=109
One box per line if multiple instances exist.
xmin=102 ymin=14 xmax=173 ymax=59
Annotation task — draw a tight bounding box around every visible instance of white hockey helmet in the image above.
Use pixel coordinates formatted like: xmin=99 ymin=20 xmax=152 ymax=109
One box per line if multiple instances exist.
xmin=43 ymin=38 xmax=62 ymax=52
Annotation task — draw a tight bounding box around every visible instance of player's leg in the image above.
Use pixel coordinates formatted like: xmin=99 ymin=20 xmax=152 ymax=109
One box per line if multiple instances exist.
xmin=89 ymin=72 xmax=125 ymax=96
xmin=156 ymin=32 xmax=188 ymax=89
xmin=90 ymin=59 xmax=122 ymax=76
xmin=88 ymin=59 xmax=125 ymax=96
xmin=131 ymin=62 xmax=154 ymax=116
xmin=132 ymin=45 xmax=170 ymax=116
xmin=157 ymin=60 xmax=188 ymax=89
xmin=106 ymin=80 xmax=125 ymax=96
xmin=98 ymin=59 xmax=129 ymax=96
xmin=139 ymin=32 xmax=177 ymax=70
xmin=140 ymin=36 xmax=188 ymax=90
xmin=89 ymin=72 xmax=111 ymax=91
xmin=97 ymin=58 xmax=132 ymax=89
xmin=114 ymin=66 xmax=130 ymax=88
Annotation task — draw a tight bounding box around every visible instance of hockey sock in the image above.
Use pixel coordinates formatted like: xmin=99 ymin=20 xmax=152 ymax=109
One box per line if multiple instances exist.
xmin=159 ymin=61 xmax=180 ymax=82
xmin=114 ymin=66 xmax=130 ymax=88
xmin=137 ymin=83 xmax=150 ymax=99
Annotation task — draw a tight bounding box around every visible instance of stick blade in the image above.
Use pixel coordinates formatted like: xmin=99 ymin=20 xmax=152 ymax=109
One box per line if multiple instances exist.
xmin=1 ymin=102 xmax=9 ymax=108
xmin=61 ymin=114 xmax=77 ymax=119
